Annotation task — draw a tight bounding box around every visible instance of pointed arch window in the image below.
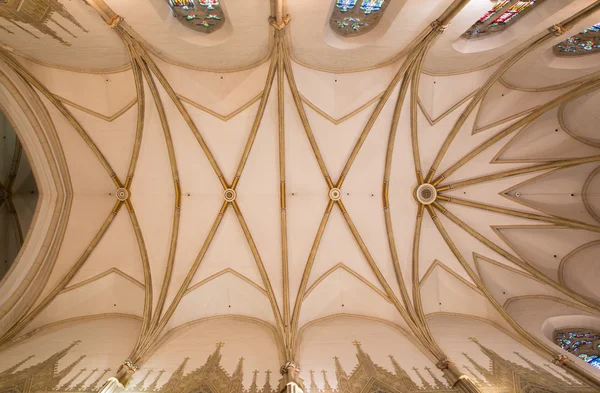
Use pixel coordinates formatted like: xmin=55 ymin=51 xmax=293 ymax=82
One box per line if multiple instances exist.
xmin=553 ymin=328 xmax=600 ymax=369
xmin=554 ymin=23 xmax=600 ymax=56
xmin=329 ymin=0 xmax=388 ymax=37
xmin=167 ymin=0 xmax=225 ymax=33
xmin=462 ymin=0 xmax=547 ymax=40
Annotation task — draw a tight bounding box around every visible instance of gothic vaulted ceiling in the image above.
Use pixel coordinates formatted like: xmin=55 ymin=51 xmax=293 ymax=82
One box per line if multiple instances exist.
xmin=0 ymin=0 xmax=600 ymax=393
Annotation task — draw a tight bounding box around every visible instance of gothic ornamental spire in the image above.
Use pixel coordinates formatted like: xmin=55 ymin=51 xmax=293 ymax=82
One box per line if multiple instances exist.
xmin=308 ymin=370 xmax=319 ymax=393
xmin=321 ymin=370 xmax=332 ymax=393
xmin=249 ymin=370 xmax=260 ymax=393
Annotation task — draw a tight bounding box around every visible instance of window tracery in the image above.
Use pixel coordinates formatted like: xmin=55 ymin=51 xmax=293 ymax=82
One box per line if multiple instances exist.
xmin=462 ymin=0 xmax=546 ymax=40
xmin=553 ymin=328 xmax=600 ymax=369
xmin=554 ymin=23 xmax=600 ymax=56
xmin=167 ymin=0 xmax=225 ymax=33
xmin=329 ymin=0 xmax=387 ymax=37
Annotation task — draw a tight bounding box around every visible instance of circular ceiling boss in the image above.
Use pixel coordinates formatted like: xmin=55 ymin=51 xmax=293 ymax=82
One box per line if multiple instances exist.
xmin=329 ymin=188 xmax=342 ymax=201
xmin=223 ymin=189 xmax=237 ymax=202
xmin=0 ymin=189 xmax=6 ymax=200
xmin=116 ymin=188 xmax=129 ymax=201
xmin=416 ymin=184 xmax=437 ymax=205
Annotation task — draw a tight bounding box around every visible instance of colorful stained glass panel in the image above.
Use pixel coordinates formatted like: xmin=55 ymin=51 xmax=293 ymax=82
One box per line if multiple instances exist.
xmin=554 ymin=329 xmax=600 ymax=370
xmin=329 ymin=0 xmax=387 ymax=37
xmin=491 ymin=1 xmax=537 ymax=26
xmin=336 ymin=0 xmax=357 ymax=13
xmin=166 ymin=0 xmax=224 ymax=33
xmin=360 ymin=0 xmax=384 ymax=15
xmin=462 ymin=0 xmax=545 ymax=39
xmin=198 ymin=0 xmax=219 ymax=10
xmin=477 ymin=0 xmax=510 ymax=24
xmin=555 ymin=23 xmax=600 ymax=56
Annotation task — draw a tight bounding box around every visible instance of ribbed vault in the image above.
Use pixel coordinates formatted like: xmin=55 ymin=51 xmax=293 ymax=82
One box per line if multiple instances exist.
xmin=0 ymin=1 xmax=599 ymax=393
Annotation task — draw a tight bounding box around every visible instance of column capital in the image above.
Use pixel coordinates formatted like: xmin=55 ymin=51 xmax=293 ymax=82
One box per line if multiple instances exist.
xmin=436 ymin=358 xmax=482 ymax=392
xmin=280 ymin=360 xmax=300 ymax=376
xmin=112 ymin=360 xmax=138 ymax=388
xmin=108 ymin=15 xmax=124 ymax=29
xmin=279 ymin=361 xmax=304 ymax=393
xmin=269 ymin=15 xmax=291 ymax=31
xmin=430 ymin=19 xmax=449 ymax=34
xmin=436 ymin=357 xmax=455 ymax=371
xmin=123 ymin=359 xmax=140 ymax=372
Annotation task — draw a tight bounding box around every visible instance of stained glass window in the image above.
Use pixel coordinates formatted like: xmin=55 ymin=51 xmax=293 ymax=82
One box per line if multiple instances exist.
xmin=554 ymin=23 xmax=600 ymax=56
xmin=166 ymin=0 xmax=224 ymax=33
xmin=329 ymin=0 xmax=388 ymax=37
xmin=360 ymin=0 xmax=384 ymax=15
xmin=336 ymin=0 xmax=357 ymax=13
xmin=553 ymin=329 xmax=600 ymax=370
xmin=462 ymin=0 xmax=546 ymax=40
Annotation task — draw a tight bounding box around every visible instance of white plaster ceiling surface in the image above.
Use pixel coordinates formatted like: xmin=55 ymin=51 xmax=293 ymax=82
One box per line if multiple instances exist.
xmin=501 ymin=15 xmax=600 ymax=90
xmin=287 ymin=0 xmax=455 ymax=71
xmin=0 ymin=0 xmax=600 ymax=391
xmin=0 ymin=317 xmax=142 ymax=378
xmin=104 ymin=0 xmax=272 ymax=71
